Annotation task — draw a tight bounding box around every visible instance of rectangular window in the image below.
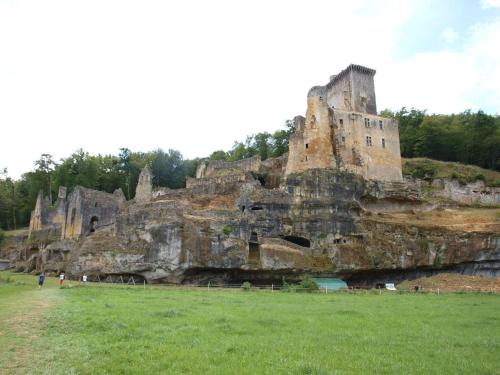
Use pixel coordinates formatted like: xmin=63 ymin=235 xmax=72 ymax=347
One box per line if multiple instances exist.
xmin=305 ymin=143 xmax=309 ymax=149
xmin=341 ymin=136 xmax=345 ymax=144
xmin=379 ymin=120 xmax=383 ymax=130
xmin=339 ymin=119 xmax=343 ymax=125
xmin=364 ymin=118 xmax=370 ymax=128
xmin=366 ymin=136 xmax=372 ymax=146
xmin=382 ymin=138 xmax=386 ymax=148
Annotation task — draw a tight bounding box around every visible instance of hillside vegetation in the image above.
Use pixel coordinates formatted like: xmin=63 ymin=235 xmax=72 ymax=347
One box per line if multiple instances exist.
xmin=402 ymin=158 xmax=500 ymax=186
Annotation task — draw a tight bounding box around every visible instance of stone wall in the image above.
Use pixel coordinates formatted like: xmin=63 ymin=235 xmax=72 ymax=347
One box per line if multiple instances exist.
xmin=28 ymin=187 xmax=68 ymax=238
xmin=335 ymin=109 xmax=402 ymax=182
xmin=187 ymin=172 xmax=256 ymax=195
xmin=432 ymin=179 xmax=500 ymax=205
xmin=63 ymin=187 xmax=125 ymax=239
xmin=196 ymin=155 xmax=261 ymax=178
xmin=285 ymin=64 xmax=402 ymax=182
xmin=135 ymin=166 xmax=152 ymax=204
xmin=326 ymin=64 xmax=377 ymax=115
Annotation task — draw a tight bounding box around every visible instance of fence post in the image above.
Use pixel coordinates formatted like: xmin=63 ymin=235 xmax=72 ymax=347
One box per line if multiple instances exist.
xmin=271 ymin=284 xmax=274 ymax=292
xmin=437 ymin=288 xmax=440 ymax=295
xmin=143 ymin=280 xmax=146 ymax=290
xmin=325 ymin=286 xmax=328 ymax=294
xmin=208 ymin=281 xmax=210 ymax=291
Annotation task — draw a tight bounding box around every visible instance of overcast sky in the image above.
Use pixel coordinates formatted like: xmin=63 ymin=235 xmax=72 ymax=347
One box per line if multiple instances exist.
xmin=1 ymin=0 xmax=499 ymax=178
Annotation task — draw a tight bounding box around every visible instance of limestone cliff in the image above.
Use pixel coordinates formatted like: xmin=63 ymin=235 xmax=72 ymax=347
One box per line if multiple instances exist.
xmin=4 ymin=160 xmax=498 ymax=287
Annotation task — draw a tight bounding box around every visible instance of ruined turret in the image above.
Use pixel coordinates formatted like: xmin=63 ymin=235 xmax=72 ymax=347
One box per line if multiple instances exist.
xmin=135 ymin=165 xmax=152 ymax=204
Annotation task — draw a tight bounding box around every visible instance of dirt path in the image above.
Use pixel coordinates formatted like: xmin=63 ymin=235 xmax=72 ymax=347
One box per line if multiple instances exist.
xmin=0 ymin=285 xmax=60 ymax=374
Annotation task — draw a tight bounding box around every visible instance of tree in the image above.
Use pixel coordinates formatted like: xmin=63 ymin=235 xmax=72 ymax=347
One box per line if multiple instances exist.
xmin=34 ymin=153 xmax=55 ymax=203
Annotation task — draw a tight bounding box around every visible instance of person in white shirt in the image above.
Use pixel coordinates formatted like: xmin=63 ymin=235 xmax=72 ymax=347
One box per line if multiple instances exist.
xmin=82 ymin=273 xmax=87 ymax=285
xmin=59 ymin=272 xmax=65 ymax=286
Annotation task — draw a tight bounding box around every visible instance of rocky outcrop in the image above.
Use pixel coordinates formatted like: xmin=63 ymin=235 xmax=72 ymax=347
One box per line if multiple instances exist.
xmin=431 ymin=178 xmax=500 ymax=205
xmin=3 ymin=165 xmax=499 ymax=286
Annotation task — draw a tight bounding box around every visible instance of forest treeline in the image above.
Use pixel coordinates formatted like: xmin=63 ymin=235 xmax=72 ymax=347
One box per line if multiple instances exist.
xmin=0 ymin=109 xmax=499 ymax=230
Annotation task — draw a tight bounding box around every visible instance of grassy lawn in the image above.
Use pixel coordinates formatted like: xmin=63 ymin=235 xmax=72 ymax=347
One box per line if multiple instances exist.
xmin=1 ymin=272 xmax=499 ymax=374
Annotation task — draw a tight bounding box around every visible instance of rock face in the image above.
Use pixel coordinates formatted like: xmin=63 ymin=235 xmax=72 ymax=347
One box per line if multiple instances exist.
xmin=4 ymin=157 xmax=499 ymax=286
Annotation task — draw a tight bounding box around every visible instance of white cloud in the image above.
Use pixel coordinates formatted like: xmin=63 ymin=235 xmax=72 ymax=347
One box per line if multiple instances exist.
xmin=377 ymin=19 xmax=500 ymax=115
xmin=441 ymin=27 xmax=460 ymax=43
xmin=0 ymin=0 xmax=498 ymax=179
xmin=480 ymin=0 xmax=500 ymax=9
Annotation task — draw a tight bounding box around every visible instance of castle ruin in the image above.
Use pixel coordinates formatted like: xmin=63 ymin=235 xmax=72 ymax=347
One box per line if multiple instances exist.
xmin=286 ymin=64 xmax=402 ymax=182
xmin=8 ymin=64 xmax=499 ymax=286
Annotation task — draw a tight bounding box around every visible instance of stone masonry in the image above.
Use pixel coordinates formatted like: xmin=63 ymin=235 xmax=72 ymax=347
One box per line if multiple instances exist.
xmin=286 ymin=64 xmax=402 ymax=182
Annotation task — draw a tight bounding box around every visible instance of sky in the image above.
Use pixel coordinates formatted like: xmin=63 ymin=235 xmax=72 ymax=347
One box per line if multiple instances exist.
xmin=1 ymin=0 xmax=499 ymax=179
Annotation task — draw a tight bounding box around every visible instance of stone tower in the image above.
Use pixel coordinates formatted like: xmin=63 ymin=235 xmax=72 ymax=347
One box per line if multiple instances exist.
xmin=135 ymin=165 xmax=152 ymax=204
xmin=326 ymin=64 xmax=377 ymax=115
xmin=285 ymin=64 xmax=402 ymax=182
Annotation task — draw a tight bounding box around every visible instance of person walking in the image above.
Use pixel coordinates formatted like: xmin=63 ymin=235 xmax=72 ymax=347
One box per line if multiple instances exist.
xmin=59 ymin=272 xmax=65 ymax=286
xmin=38 ymin=271 xmax=45 ymax=289
xmin=82 ymin=273 xmax=88 ymax=286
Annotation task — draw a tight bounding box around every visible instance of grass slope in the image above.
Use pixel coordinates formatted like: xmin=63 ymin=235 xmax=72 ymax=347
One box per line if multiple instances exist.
xmin=1 ymin=272 xmax=499 ymax=375
xmin=402 ymin=157 xmax=500 ymax=186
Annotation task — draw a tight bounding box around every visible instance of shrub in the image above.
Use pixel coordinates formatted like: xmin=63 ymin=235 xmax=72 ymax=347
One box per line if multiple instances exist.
xmin=474 ymin=173 xmax=485 ymax=181
xmin=241 ymin=281 xmax=252 ymax=291
xmin=222 ymin=224 xmax=231 ymax=236
xmin=280 ymin=277 xmax=297 ymax=292
xmin=451 ymin=171 xmax=468 ymax=185
xmin=405 ymin=162 xmax=437 ymax=179
xmin=0 ymin=229 xmax=4 ymax=244
xmin=298 ymin=275 xmax=319 ymax=292
xmin=490 ymin=179 xmax=500 ymax=188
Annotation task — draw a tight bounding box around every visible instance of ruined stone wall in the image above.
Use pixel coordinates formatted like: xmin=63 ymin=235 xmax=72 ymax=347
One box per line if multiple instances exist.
xmin=29 ymin=187 xmax=68 ymax=238
xmin=29 ymin=192 xmax=47 ymax=236
xmin=335 ymin=109 xmax=402 ymax=182
xmin=285 ymin=95 xmax=336 ymax=175
xmin=286 ymin=64 xmax=402 ymax=182
xmin=63 ymin=187 xmax=125 ymax=239
xmin=135 ymin=166 xmax=152 ymax=204
xmin=197 ymin=155 xmax=261 ymax=178
xmin=187 ymin=172 xmax=257 ymax=195
xmin=431 ymin=179 xmax=500 ymax=205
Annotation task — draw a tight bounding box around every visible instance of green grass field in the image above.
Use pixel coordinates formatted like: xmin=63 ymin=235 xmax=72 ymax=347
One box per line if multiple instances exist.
xmin=1 ymin=272 xmax=499 ymax=375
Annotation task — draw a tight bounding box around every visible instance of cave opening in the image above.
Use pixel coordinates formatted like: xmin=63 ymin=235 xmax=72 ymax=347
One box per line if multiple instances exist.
xmin=282 ymin=235 xmax=311 ymax=248
xmin=251 ymin=206 xmax=263 ymax=211
xmin=90 ymin=216 xmax=99 ymax=233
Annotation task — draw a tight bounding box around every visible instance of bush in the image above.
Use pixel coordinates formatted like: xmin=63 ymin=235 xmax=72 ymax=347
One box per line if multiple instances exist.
xmin=0 ymin=229 xmax=4 ymax=244
xmin=298 ymin=276 xmax=319 ymax=292
xmin=241 ymin=281 xmax=252 ymax=291
xmin=281 ymin=276 xmax=320 ymax=292
xmin=451 ymin=171 xmax=468 ymax=185
xmin=222 ymin=224 xmax=231 ymax=236
xmin=490 ymin=179 xmax=500 ymax=188
xmin=474 ymin=173 xmax=485 ymax=181
xmin=281 ymin=277 xmax=297 ymax=292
